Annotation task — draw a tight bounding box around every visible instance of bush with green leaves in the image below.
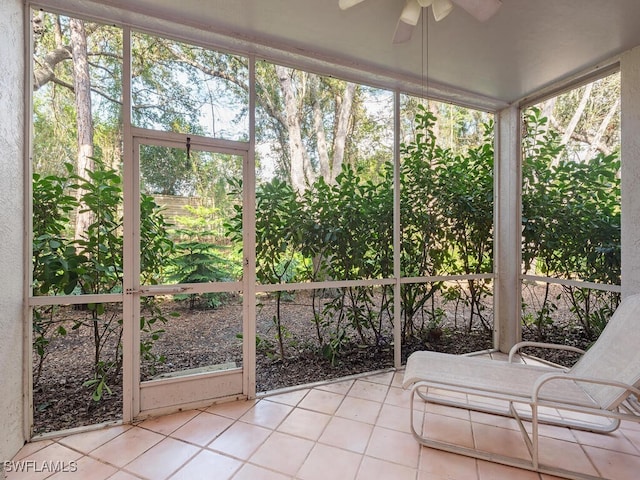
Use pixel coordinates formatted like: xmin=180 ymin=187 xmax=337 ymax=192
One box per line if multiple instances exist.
xmin=32 ymin=159 xmax=175 ymax=401
xmin=237 ymin=104 xmax=620 ymax=362
xmin=167 ymin=202 xmax=240 ymax=309
xmin=399 ymin=106 xmax=494 ymax=339
xmin=522 ymin=107 xmax=621 ymax=339
xmin=226 ymin=176 xmax=307 ymax=358
xmin=302 ymin=165 xmax=394 ymax=354
xmin=228 ymin=105 xmax=497 ymax=362
xmin=169 ymin=234 xmax=234 ymax=309
xmin=32 ymin=166 xmax=79 ymax=381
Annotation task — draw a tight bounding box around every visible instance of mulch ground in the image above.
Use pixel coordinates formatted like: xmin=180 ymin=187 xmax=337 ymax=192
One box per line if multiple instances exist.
xmin=31 ymin=289 xmax=590 ymax=435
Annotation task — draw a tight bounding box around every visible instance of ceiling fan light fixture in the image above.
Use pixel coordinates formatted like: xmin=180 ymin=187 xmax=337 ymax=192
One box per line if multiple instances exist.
xmin=343 ymin=0 xmax=503 ymax=45
xmin=432 ymin=0 xmax=454 ymax=21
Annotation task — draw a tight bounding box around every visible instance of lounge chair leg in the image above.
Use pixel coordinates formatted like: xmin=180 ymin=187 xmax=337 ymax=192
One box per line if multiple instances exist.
xmin=531 ymin=405 xmax=539 ymax=469
xmin=510 ymin=402 xmax=539 ymax=469
xmin=409 ymin=387 xmax=420 ymax=440
xmin=408 ymin=383 xmax=605 ymax=480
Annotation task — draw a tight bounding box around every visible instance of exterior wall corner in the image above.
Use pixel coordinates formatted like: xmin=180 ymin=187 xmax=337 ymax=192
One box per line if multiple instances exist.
xmin=621 ymin=46 xmax=640 ymax=298
xmin=0 ymin=0 xmax=27 ymax=463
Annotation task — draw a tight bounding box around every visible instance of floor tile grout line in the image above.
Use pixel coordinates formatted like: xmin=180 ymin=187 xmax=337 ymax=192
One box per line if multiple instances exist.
xmin=136 ymin=418 xmax=195 ymax=438
xmin=81 ymin=425 xmax=179 ymax=474
xmin=468 ymin=417 xmax=488 ymax=480
xmin=348 ymin=375 xmax=411 ymax=477
xmin=10 ymin=438 xmax=54 ymax=461
xmin=620 ymin=427 xmax=640 ymax=456
xmin=230 ymin=460 xmax=290 ymax=480
xmin=162 ymin=443 xmax=211 ymax=480
xmin=164 ymin=410 xmax=235 ymax=447
xmin=204 ymin=416 xmax=272 ymax=462
xmin=575 ymin=440 xmax=605 ymax=480
xmin=294 ymin=375 xmax=393 ymax=480
xmin=50 ymin=425 xmax=153 ymax=473
xmin=292 ymin=381 xmax=355 ymax=478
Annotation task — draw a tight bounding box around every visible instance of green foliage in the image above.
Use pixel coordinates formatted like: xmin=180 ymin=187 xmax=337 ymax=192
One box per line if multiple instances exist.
xmin=227 ymin=104 xmax=498 ymax=361
xmin=32 ymin=167 xmax=85 ymax=384
xmin=83 ymin=371 xmax=113 ymax=402
xmin=322 ymin=328 xmax=347 ymax=366
xmin=170 ymin=201 xmax=241 ymax=303
xmin=253 ymin=178 xmax=305 ymax=284
xmin=71 ymin=161 xmax=124 ymax=295
xmin=522 ymin=107 xmax=621 ymax=338
xmin=236 ymin=103 xmax=621 ymax=361
xmin=564 ymin=287 xmax=619 ymax=340
xmin=32 ymin=165 xmax=82 ymax=295
xmin=304 ymin=164 xmax=394 ymax=282
xmin=32 ymin=160 xmax=174 ymax=402
xmin=434 ymin=123 xmax=494 ymax=331
xmin=131 ymin=31 xmax=248 ymax=141
xmin=254 ymin=177 xmax=306 ymax=358
xmin=139 ymin=145 xmax=195 ymax=196
xmin=169 ymin=235 xmax=233 ymax=309
xmin=140 ymin=193 xmax=175 ymax=285
xmin=522 ymin=107 xmax=621 ymax=284
xmin=139 ymin=297 xmax=177 ymax=376
xmin=176 ymin=204 xmax=228 ymax=242
xmin=399 ymin=105 xmax=494 ymax=338
xmin=399 ymin=108 xmax=445 ymax=340
xmin=33 ymin=13 xmax=123 ymax=178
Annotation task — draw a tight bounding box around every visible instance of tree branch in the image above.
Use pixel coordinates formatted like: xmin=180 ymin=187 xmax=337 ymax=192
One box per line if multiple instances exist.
xmin=33 ymin=46 xmax=72 ymax=90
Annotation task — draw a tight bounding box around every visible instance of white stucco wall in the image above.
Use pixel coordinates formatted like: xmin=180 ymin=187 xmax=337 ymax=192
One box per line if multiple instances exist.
xmin=621 ymin=46 xmax=640 ymax=298
xmin=0 ymin=0 xmax=26 ymax=465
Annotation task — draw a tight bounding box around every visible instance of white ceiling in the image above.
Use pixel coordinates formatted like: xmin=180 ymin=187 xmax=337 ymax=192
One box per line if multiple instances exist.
xmin=87 ymin=0 xmax=640 ymax=110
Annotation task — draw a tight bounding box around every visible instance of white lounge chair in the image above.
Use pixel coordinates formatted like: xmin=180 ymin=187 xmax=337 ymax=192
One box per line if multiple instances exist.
xmin=403 ymin=293 xmax=640 ymax=480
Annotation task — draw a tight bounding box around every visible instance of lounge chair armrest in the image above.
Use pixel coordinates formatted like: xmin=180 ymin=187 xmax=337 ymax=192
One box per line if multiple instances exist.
xmin=532 ymin=372 xmax=640 ymax=404
xmin=508 ymin=341 xmax=585 ymax=363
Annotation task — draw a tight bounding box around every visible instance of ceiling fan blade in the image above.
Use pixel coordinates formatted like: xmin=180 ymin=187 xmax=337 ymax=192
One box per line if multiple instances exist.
xmin=432 ymin=0 xmax=454 ymax=21
xmin=339 ymin=0 xmax=366 ymax=10
xmin=392 ymin=18 xmax=415 ymax=44
xmin=450 ymin=0 xmax=502 ymax=21
xmin=393 ymin=0 xmax=421 ymax=44
xmin=399 ymin=0 xmax=422 ymax=26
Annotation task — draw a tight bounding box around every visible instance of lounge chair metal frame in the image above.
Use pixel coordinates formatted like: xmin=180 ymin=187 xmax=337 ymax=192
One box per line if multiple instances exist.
xmin=403 ymin=294 xmax=640 ymax=480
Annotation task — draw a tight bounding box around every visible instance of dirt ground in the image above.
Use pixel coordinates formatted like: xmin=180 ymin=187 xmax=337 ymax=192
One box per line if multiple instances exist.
xmin=31 ymin=287 xmax=592 ymax=435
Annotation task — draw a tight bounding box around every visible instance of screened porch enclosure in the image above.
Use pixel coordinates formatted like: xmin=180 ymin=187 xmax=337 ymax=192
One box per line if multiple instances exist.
xmin=25 ymin=1 xmax=628 ymax=437
xmin=4 ymin=1 xmax=640 ymax=475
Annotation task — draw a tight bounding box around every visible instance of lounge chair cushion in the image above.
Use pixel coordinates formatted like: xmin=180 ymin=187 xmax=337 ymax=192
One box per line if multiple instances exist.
xmin=569 ymin=293 xmax=640 ymax=409
xmin=403 ymin=351 xmax=599 ymax=408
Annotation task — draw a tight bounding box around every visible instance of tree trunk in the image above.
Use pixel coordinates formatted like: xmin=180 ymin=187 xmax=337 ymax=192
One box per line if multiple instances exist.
xmin=313 ymin=78 xmax=331 ymax=182
xmin=275 ymin=65 xmax=309 ymax=193
xmin=540 ymin=97 xmax=556 ymax=135
xmin=329 ymin=82 xmax=355 ymax=184
xmin=586 ymin=96 xmax=619 ymax=159
xmin=560 ymin=83 xmax=593 ymax=148
xmin=70 ymin=18 xmax=95 ymax=240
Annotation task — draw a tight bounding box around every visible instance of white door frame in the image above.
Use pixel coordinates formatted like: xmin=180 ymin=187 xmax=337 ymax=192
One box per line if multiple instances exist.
xmin=122 ymin=128 xmax=254 ymax=420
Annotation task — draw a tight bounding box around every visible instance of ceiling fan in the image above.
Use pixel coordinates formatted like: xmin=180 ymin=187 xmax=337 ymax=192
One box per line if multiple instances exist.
xmin=339 ymin=0 xmax=503 ymax=44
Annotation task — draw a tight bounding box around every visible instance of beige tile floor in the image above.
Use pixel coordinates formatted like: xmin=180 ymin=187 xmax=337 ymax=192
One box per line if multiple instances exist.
xmin=6 ymin=368 xmax=640 ymax=480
